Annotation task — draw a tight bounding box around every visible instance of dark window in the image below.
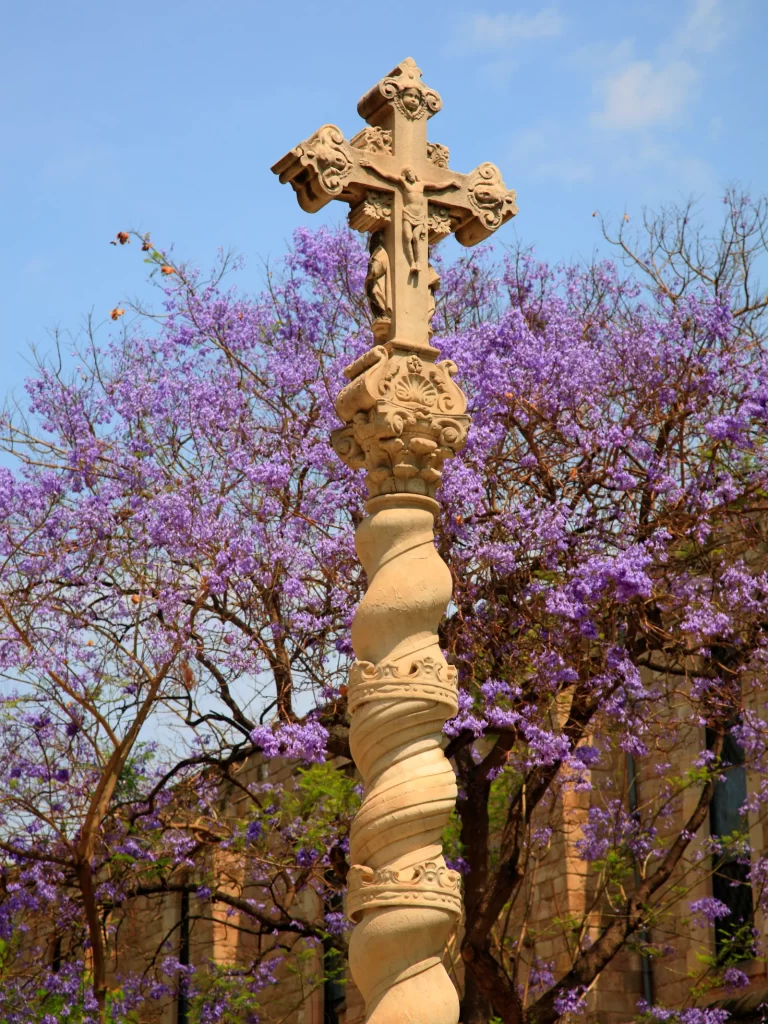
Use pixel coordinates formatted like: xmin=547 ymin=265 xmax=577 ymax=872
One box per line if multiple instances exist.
xmin=323 ymin=879 xmax=347 ymax=1024
xmin=177 ymin=889 xmax=190 ymax=1024
xmin=324 ymin=956 xmax=346 ymax=1024
xmin=707 ymin=728 xmax=754 ymax=962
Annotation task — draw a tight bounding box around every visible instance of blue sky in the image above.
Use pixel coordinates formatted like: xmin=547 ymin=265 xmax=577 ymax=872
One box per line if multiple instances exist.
xmin=1 ymin=0 xmax=765 ymax=398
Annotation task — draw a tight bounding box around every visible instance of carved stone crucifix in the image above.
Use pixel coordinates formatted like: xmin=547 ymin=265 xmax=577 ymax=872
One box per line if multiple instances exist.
xmin=272 ymin=56 xmax=517 ymax=354
xmin=272 ymin=59 xmax=517 ymax=1024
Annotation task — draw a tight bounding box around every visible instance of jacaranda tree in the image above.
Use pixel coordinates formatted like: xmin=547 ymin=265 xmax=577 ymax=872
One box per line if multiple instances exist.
xmin=1 ymin=190 xmax=767 ymax=1024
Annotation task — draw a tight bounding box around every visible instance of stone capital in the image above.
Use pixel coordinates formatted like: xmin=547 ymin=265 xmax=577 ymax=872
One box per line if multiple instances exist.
xmin=330 ymin=345 xmax=469 ymax=500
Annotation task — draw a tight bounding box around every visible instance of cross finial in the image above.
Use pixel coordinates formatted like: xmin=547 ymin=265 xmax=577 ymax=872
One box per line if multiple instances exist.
xmin=272 ymin=59 xmax=518 ymax=502
xmin=357 ymin=57 xmax=442 ymax=123
xmin=272 ymin=58 xmax=517 ymax=356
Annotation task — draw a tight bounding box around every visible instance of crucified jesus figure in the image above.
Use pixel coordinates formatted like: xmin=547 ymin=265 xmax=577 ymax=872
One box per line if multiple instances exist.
xmin=360 ymin=161 xmax=459 ymax=273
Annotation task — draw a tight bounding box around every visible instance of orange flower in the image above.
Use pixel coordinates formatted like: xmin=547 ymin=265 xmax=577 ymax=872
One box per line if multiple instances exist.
xmin=117 ymin=231 xmax=130 ymax=245
xmin=110 ymin=308 xmax=125 ymax=321
xmin=160 ymin=265 xmax=175 ymax=276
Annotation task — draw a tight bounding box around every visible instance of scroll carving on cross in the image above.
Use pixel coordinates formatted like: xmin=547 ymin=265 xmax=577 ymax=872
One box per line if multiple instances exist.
xmin=272 ymin=57 xmax=518 ymax=501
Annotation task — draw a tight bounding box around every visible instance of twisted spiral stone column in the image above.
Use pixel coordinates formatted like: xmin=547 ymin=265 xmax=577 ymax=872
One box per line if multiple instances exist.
xmin=272 ymin=57 xmax=517 ymax=1022
xmin=345 ymin=494 xmax=461 ymax=1024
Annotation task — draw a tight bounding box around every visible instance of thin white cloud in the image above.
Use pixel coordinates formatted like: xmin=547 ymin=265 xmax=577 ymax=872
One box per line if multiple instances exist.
xmin=592 ymin=59 xmax=699 ymax=131
xmin=464 ymin=8 xmax=565 ymax=50
xmin=612 ymin=138 xmax=719 ymax=194
xmin=675 ymin=0 xmax=725 ymax=53
xmin=588 ymin=0 xmax=728 ymax=133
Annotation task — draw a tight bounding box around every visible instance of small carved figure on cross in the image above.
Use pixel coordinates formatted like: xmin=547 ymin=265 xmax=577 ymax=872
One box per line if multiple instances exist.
xmin=359 ymin=160 xmax=459 ymax=273
xmin=365 ymin=231 xmax=390 ymax=324
xmin=400 ymin=87 xmax=422 ymax=117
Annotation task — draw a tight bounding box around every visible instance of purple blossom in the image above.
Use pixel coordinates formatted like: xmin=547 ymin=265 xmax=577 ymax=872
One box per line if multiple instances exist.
xmin=553 ymin=987 xmax=587 ymax=1015
xmin=723 ymin=967 xmax=750 ymax=991
xmin=246 ymin=819 xmax=263 ymax=844
xmin=250 ymin=721 xmax=329 ymax=764
xmin=689 ymin=897 xmax=731 ymax=927
xmin=0 ymin=203 xmax=766 ymax=1019
xmin=323 ymin=911 xmax=351 ymax=936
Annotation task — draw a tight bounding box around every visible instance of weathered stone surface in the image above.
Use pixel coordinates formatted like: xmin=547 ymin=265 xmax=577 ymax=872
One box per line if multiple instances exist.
xmin=273 ymin=57 xmax=517 ymax=1024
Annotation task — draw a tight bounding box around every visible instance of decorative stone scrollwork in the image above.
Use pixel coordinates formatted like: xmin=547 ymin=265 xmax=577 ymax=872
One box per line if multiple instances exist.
xmin=335 ymin=344 xmax=473 ymax=499
xmin=428 ymin=203 xmax=452 ymax=242
xmin=299 ymin=125 xmax=352 ymax=193
xmin=331 ymin=429 xmax=366 ymax=471
xmin=347 ymin=859 xmax=462 ymax=921
xmin=331 ymin=398 xmax=469 ymax=499
xmin=332 ymin=344 xmax=469 ymax=495
xmin=360 ymin=57 xmax=442 ymax=122
xmin=348 ymin=656 xmax=458 ymax=716
xmin=349 ymin=191 xmax=392 ymax=234
xmin=336 ymin=345 xmax=466 ymax=418
xmin=467 ymin=161 xmax=518 ymax=230
xmin=271 ymin=124 xmax=353 ymax=212
xmin=351 ymin=126 xmax=393 ymax=155
xmin=427 ymin=142 xmax=450 ymax=168
xmin=333 ymin=341 xmax=470 ymax=492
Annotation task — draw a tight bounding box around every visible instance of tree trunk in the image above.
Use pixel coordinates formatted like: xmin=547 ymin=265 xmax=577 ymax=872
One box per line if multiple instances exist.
xmin=77 ymin=858 xmax=107 ymax=1024
xmin=456 ymin=748 xmax=495 ymax=1024
xmin=461 ymin=970 xmax=494 ymax=1024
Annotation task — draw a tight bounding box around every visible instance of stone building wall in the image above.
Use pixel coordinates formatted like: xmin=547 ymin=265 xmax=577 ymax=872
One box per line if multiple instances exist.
xmin=109 ymin=692 xmax=767 ymax=1024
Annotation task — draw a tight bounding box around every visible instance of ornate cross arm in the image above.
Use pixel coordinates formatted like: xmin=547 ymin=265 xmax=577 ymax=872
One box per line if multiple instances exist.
xmin=271 ymin=126 xmax=517 ymax=247
xmin=271 ymin=123 xmax=382 ymax=215
xmin=429 ymin=161 xmax=518 ymax=246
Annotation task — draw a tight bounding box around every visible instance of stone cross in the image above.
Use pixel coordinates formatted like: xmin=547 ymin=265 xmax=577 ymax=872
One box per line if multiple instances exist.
xmin=272 ymin=59 xmax=517 ymax=1024
xmin=272 ymin=56 xmax=517 ymax=354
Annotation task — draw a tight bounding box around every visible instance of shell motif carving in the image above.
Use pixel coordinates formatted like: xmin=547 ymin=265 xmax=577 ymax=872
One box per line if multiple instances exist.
xmin=331 ymin=347 xmax=469 ymax=497
xmin=394 ymin=372 xmax=438 ymax=407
